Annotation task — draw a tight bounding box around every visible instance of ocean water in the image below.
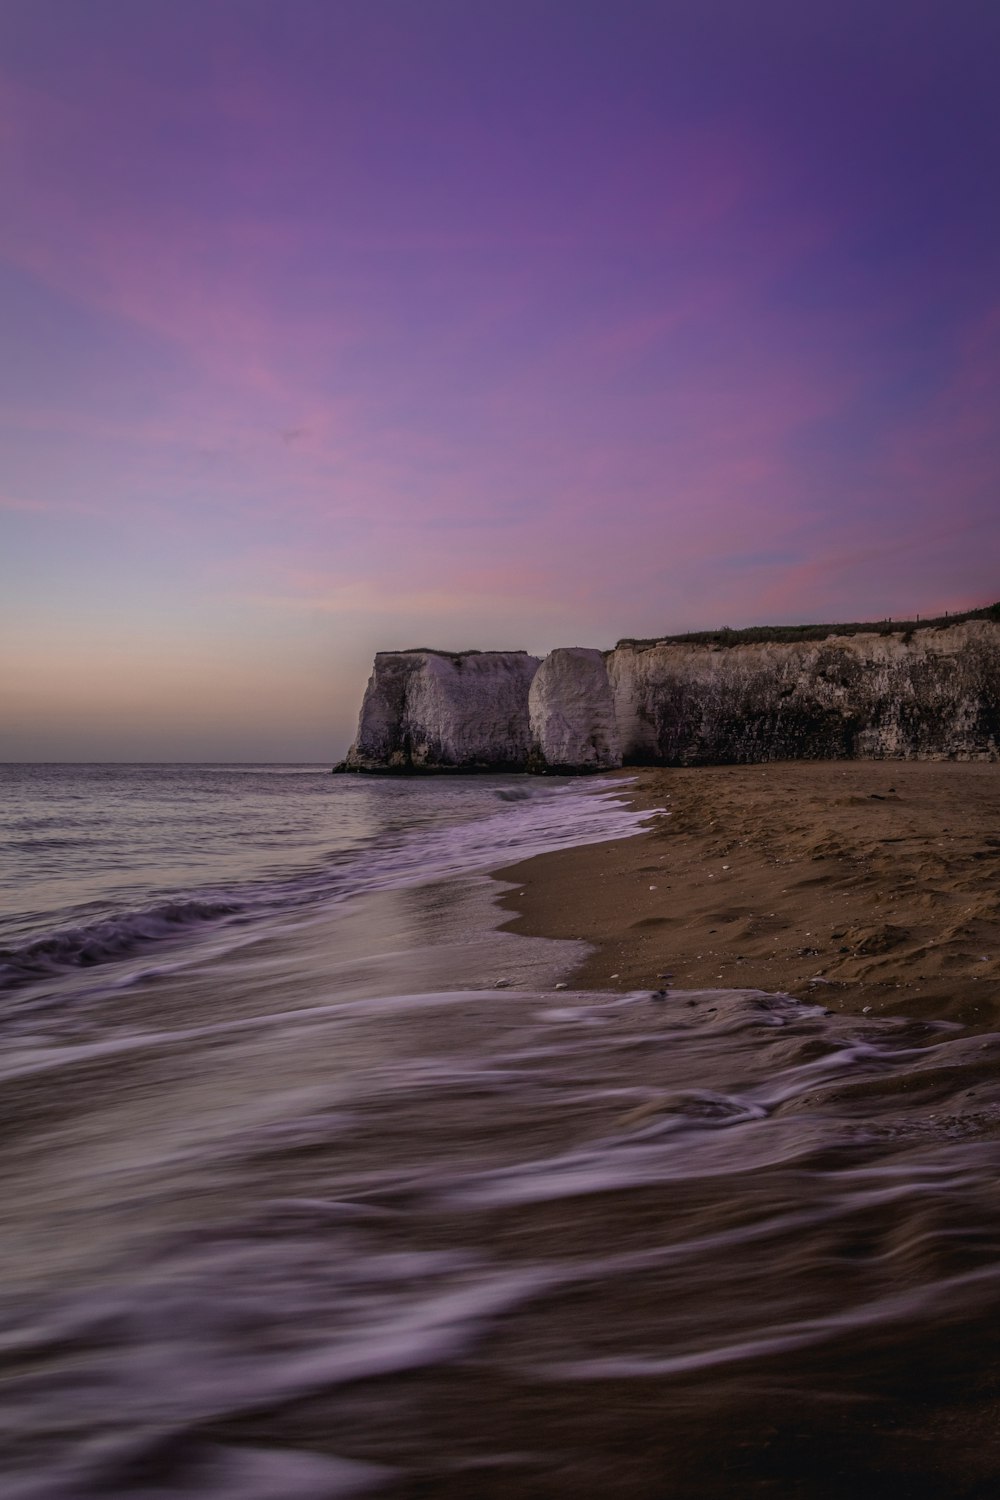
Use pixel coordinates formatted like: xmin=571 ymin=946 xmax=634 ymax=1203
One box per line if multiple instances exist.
xmin=0 ymin=764 xmax=644 ymax=985
xmin=2 ymin=765 xmax=1000 ymax=1498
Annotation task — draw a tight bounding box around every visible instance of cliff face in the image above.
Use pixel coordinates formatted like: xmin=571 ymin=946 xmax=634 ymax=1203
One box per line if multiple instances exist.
xmin=343 ymin=650 xmax=541 ymax=771
xmin=528 ymin=647 xmax=622 ymax=771
xmin=608 ymin=622 xmax=1000 ymax=764
xmin=340 ymin=621 xmax=1000 ymax=772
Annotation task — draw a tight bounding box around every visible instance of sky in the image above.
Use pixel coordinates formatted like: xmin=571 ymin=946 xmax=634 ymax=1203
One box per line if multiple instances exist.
xmin=2 ymin=0 xmax=999 ymax=760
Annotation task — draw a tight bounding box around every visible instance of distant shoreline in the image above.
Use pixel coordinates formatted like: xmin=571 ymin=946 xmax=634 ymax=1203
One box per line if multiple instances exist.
xmin=496 ymin=761 xmax=1000 ymax=1031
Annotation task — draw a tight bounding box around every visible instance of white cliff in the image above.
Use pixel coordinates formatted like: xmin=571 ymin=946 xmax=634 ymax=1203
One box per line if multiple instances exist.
xmin=608 ymin=621 xmax=1000 ymax=764
xmin=339 ymin=616 xmax=1000 ymax=772
xmin=343 ymin=650 xmax=541 ymax=771
xmin=528 ymin=647 xmax=621 ymax=771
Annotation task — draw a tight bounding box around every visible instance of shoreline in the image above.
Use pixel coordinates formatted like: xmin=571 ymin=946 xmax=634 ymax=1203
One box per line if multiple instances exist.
xmin=496 ymin=760 xmax=1000 ymax=1030
xmin=8 ymin=767 xmax=1000 ymax=1494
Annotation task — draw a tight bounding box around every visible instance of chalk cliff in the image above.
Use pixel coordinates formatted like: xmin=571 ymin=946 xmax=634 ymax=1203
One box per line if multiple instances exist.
xmin=339 ymin=615 xmax=1000 ymax=772
xmin=342 ymin=650 xmax=541 ymax=771
xmin=528 ymin=647 xmax=621 ymax=771
xmin=607 ymin=621 xmax=1000 ymax=764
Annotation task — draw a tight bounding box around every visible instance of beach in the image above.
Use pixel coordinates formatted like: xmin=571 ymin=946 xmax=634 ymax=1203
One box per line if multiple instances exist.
xmin=499 ymin=760 xmax=1000 ymax=1031
xmin=4 ymin=763 xmax=1000 ymax=1496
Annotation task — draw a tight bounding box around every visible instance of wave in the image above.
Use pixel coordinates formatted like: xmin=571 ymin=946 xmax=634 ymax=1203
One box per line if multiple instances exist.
xmin=0 ymin=779 xmax=651 ymax=998
xmin=0 ymin=897 xmax=245 ymax=989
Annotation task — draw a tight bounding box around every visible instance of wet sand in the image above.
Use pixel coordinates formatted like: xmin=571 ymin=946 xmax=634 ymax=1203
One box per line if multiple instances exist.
xmin=497 ymin=761 xmax=1000 ymax=1029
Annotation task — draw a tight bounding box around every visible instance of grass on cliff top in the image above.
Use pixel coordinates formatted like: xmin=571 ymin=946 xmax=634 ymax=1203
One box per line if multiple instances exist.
xmin=384 ymin=648 xmax=535 ymax=660
xmin=616 ymin=601 xmax=1000 ymax=651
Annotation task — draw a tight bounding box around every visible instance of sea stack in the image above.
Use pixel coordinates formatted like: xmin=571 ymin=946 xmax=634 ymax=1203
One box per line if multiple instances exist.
xmin=528 ymin=647 xmax=621 ymax=772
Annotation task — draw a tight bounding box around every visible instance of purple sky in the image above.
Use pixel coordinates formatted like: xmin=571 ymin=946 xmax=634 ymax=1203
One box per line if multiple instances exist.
xmin=2 ymin=0 xmax=999 ymax=759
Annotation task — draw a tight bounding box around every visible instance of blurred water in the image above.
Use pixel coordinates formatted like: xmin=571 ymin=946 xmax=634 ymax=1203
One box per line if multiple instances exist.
xmin=0 ymin=765 xmax=641 ymax=993
xmin=3 ymin=983 xmax=1000 ymax=1499
xmin=2 ymin=767 xmax=1000 ymax=1497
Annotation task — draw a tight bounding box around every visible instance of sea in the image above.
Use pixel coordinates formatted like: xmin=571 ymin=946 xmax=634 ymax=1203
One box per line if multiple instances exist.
xmin=2 ymin=763 xmax=1000 ymax=1499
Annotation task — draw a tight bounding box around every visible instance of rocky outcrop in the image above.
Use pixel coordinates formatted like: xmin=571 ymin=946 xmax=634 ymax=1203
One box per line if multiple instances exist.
xmin=528 ymin=648 xmax=621 ymax=771
xmin=607 ymin=621 xmax=1000 ymax=764
xmin=341 ymin=650 xmax=541 ymax=771
xmin=339 ymin=619 xmax=1000 ymax=772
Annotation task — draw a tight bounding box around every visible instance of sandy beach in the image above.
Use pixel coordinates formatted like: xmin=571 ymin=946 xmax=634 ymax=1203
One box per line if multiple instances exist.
xmin=498 ymin=760 xmax=1000 ymax=1030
